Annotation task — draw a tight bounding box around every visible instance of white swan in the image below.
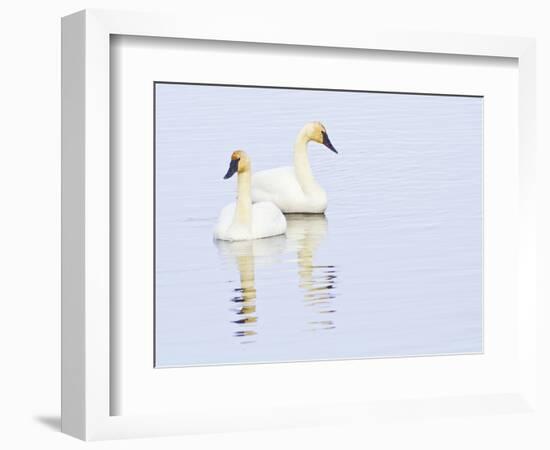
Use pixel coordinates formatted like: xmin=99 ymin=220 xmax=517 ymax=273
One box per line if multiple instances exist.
xmin=251 ymin=122 xmax=338 ymax=213
xmin=214 ymin=150 xmax=287 ymax=241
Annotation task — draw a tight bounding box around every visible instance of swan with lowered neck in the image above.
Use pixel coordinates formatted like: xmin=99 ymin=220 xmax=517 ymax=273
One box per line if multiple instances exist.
xmin=251 ymin=122 xmax=338 ymax=214
xmin=214 ymin=150 xmax=287 ymax=241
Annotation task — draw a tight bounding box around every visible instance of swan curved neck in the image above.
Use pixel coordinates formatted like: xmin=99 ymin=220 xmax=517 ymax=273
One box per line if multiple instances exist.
xmin=234 ymin=170 xmax=252 ymax=226
xmin=293 ymin=132 xmax=318 ymax=193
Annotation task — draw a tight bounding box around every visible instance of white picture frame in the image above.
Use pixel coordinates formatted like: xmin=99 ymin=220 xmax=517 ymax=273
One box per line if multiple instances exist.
xmin=61 ymin=9 xmax=538 ymax=441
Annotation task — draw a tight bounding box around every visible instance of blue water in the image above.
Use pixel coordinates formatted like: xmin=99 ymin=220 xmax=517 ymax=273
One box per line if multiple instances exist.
xmin=155 ymin=83 xmax=483 ymax=367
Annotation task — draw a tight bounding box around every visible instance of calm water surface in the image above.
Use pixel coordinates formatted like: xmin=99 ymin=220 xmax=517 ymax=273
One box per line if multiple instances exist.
xmin=155 ymin=84 xmax=483 ymax=367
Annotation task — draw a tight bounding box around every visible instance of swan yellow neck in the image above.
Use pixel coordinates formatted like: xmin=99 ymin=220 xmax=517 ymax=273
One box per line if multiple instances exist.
xmin=294 ymin=130 xmax=318 ymax=193
xmin=234 ymin=169 xmax=252 ymax=226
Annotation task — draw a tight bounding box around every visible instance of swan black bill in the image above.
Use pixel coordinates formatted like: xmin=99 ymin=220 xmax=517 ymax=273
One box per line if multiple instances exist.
xmin=224 ymin=158 xmax=240 ymax=179
xmin=322 ymin=131 xmax=338 ymax=154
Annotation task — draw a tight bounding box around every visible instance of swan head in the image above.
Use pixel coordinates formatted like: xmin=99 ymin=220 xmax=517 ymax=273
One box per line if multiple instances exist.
xmin=223 ymin=150 xmax=251 ymax=179
xmin=303 ymin=122 xmax=338 ymax=154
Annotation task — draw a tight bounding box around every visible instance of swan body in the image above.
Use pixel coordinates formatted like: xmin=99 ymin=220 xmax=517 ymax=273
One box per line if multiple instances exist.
xmin=251 ymin=166 xmax=328 ymax=214
xmin=214 ymin=201 xmax=287 ymax=241
xmin=214 ymin=150 xmax=287 ymax=241
xmin=252 ymin=122 xmax=338 ymax=214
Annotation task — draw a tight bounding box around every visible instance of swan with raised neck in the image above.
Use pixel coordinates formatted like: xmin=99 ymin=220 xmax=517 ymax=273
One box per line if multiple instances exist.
xmin=251 ymin=122 xmax=338 ymax=214
xmin=214 ymin=150 xmax=287 ymax=241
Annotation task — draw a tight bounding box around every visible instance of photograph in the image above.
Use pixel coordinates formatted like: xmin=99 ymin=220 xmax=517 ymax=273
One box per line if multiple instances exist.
xmin=154 ymin=82 xmax=483 ymax=367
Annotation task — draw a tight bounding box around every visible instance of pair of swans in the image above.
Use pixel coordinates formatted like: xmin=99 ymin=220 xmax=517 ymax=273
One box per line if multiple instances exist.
xmin=214 ymin=122 xmax=338 ymax=241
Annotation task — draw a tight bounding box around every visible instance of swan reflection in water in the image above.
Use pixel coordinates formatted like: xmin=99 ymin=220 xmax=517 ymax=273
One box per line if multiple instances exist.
xmin=215 ymin=236 xmax=286 ymax=344
xmin=285 ymin=214 xmax=336 ymax=332
xmin=214 ymin=214 xmax=336 ymax=342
